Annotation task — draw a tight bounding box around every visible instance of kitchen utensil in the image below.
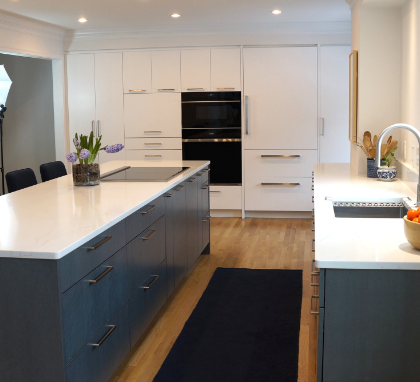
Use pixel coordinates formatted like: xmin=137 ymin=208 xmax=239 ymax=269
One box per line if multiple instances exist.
xmin=363 ymin=136 xmax=371 ymax=153
xmin=385 ymin=140 xmax=398 ymax=156
xmin=373 ymin=135 xmax=378 ymax=147
xmin=369 ymin=148 xmax=376 ymax=158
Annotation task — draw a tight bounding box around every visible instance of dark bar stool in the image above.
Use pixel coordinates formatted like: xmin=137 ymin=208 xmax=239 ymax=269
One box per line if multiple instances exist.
xmin=5 ymin=168 xmax=37 ymax=193
xmin=40 ymin=161 xmax=67 ymax=182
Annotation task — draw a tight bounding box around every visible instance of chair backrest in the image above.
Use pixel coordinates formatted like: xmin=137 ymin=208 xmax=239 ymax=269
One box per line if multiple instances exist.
xmin=40 ymin=161 xmax=67 ymax=182
xmin=6 ymin=168 xmax=38 ymax=193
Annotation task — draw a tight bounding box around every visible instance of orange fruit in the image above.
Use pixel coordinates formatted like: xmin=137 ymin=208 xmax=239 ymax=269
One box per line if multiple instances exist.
xmin=417 ymin=207 xmax=420 ymax=212
xmin=413 ymin=218 xmax=419 ymax=223
xmin=407 ymin=209 xmax=420 ymax=221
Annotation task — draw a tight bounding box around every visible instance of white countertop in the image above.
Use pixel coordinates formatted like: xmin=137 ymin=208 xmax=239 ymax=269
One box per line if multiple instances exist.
xmin=0 ymin=160 xmax=209 ymax=260
xmin=314 ymin=163 xmax=420 ymax=270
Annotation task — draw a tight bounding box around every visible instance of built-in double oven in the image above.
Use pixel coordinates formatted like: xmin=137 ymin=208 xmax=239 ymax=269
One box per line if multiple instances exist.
xmin=182 ymin=91 xmax=242 ymax=185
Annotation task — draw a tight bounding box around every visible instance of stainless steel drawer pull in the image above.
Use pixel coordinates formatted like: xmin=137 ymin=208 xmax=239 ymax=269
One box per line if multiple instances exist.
xmin=201 ymin=185 xmax=209 ymax=189
xmin=141 ymin=275 xmax=159 ymax=290
xmin=312 ymin=221 xmax=315 ymax=231
xmin=311 ymin=295 xmax=320 ymax=315
xmin=87 ymin=236 xmax=112 ymax=251
xmin=92 ymin=120 xmax=95 ymax=136
xmin=210 ymin=191 xmax=221 ymax=193
xmin=187 ymin=88 xmax=205 ymax=90
xmin=311 ymin=259 xmax=320 ymax=274
xmin=312 ymin=239 xmax=315 ymax=252
xmin=202 ymin=168 xmax=210 ymax=172
xmin=312 ymin=196 xmax=314 ymax=203
xmin=140 ymin=229 xmax=157 ymax=241
xmin=176 ymin=184 xmax=186 ymax=191
xmin=261 ymin=183 xmax=300 ymax=186
xmin=164 ymin=192 xmax=174 ymax=198
xmin=144 ymin=131 xmax=162 ymax=134
xmin=245 ymin=95 xmax=249 ymax=135
xmin=158 ymin=89 xmax=175 ymax=91
xmin=312 ymin=185 xmax=314 ymax=191
xmin=261 ymin=155 xmax=300 ymax=158
xmin=141 ymin=205 xmax=157 ymax=215
xmin=90 ymin=325 xmax=116 ymax=347
xmin=89 ymin=266 xmax=114 ymax=284
xmin=144 ymin=143 xmax=162 ymax=146
xmin=187 ymin=177 xmax=198 ymax=182
xmin=145 ymin=155 xmax=162 ymax=158
xmin=217 ymin=87 xmax=235 ymax=90
xmin=202 ymin=214 xmax=211 ymax=222
xmin=129 ymin=89 xmax=146 ymax=92
xmin=312 ymin=209 xmax=314 ymax=217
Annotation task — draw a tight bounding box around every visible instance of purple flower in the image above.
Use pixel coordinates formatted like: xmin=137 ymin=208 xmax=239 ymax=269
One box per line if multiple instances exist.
xmin=73 ymin=138 xmax=81 ymax=150
xmin=79 ymin=149 xmax=91 ymax=159
xmin=104 ymin=144 xmax=124 ymax=154
xmin=66 ymin=152 xmax=78 ymax=163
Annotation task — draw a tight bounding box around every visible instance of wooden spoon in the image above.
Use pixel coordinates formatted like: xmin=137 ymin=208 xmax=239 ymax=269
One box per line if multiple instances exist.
xmin=385 ymin=140 xmax=398 ymax=156
xmin=381 ymin=144 xmax=388 ymax=156
xmin=368 ymin=148 xmax=376 ymax=159
xmin=364 ymin=131 xmax=372 ymax=141
xmin=363 ymin=136 xmax=372 ymax=152
xmin=373 ymin=135 xmax=378 ymax=147
xmin=387 ymin=136 xmax=392 ymax=146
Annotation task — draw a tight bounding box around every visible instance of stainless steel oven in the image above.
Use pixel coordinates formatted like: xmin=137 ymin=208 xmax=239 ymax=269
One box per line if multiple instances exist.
xmin=182 ymin=92 xmax=242 ymax=185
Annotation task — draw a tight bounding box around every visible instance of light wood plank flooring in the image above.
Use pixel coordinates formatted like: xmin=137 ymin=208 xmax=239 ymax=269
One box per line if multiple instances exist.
xmin=111 ymin=217 xmax=318 ymax=382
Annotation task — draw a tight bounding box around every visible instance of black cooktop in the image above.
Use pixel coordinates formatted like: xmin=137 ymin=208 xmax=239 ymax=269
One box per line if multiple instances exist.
xmin=100 ymin=166 xmax=190 ymax=182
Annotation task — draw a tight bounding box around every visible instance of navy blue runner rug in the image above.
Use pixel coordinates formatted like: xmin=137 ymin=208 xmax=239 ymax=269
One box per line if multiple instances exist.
xmin=154 ymin=268 xmax=303 ymax=382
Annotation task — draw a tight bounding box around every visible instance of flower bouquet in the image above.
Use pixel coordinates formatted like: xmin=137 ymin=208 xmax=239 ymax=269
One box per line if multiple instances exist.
xmin=66 ymin=132 xmax=124 ymax=186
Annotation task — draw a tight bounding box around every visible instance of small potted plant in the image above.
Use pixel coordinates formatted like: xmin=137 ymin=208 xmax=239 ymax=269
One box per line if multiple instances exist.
xmin=377 ymin=144 xmax=398 ymax=181
xmin=66 ymin=132 xmax=124 ymax=186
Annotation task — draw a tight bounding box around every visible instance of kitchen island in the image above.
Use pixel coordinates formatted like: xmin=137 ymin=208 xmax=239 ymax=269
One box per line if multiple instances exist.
xmin=0 ymin=160 xmax=210 ymax=382
xmin=314 ymin=163 xmax=420 ymax=382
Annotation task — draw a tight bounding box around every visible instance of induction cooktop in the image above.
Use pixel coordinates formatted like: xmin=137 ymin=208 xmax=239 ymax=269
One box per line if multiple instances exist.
xmin=100 ymin=166 xmax=190 ymax=182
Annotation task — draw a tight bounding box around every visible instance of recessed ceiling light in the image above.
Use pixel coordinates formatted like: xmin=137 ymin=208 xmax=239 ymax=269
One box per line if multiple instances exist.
xmin=171 ymin=13 xmax=181 ymax=18
xmin=78 ymin=18 xmax=88 ymax=23
xmin=272 ymin=10 xmax=281 ymax=15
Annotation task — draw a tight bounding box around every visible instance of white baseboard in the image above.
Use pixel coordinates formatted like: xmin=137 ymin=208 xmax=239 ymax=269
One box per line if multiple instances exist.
xmin=245 ymin=211 xmax=312 ymax=219
xmin=210 ymin=209 xmax=242 ymax=218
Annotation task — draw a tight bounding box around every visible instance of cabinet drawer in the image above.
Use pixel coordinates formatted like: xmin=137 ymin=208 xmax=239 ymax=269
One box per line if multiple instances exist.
xmin=201 ymin=212 xmax=210 ymax=254
xmin=127 ymin=217 xmax=166 ymax=295
xmin=125 ymin=149 xmax=182 ymax=161
xmin=125 ymin=138 xmax=182 ymax=150
xmin=198 ymin=167 xmax=210 ymax=184
xmin=58 ymin=220 xmax=126 ymax=293
xmin=244 ymin=150 xmax=317 ymax=178
xmin=62 ymin=247 xmax=128 ymax=363
xmin=129 ymin=259 xmax=167 ymax=347
xmin=126 ymin=195 xmax=165 ymax=243
xmin=65 ymin=303 xmax=130 ymax=382
xmin=200 ymin=181 xmax=210 ymax=214
xmin=245 ymin=177 xmax=313 ymax=211
xmin=210 ymin=185 xmax=242 ymax=210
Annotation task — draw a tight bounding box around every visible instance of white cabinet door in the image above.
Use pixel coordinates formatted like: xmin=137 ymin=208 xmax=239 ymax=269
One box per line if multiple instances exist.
xmin=124 ymin=93 xmax=182 ymax=138
xmin=211 ymin=48 xmax=241 ymax=91
xmin=319 ymin=46 xmax=351 ymax=163
xmin=95 ymin=53 xmax=125 ymax=163
xmin=243 ymin=47 xmax=318 ymax=150
xmin=151 ymin=50 xmax=181 ymax=93
xmin=67 ymin=54 xmax=96 ymax=143
xmin=181 ymin=49 xmax=210 ymax=92
xmin=209 ymin=186 xmax=242 ymax=210
xmin=123 ymin=51 xmax=152 ymax=94
xmin=125 ymin=149 xmax=182 ymax=161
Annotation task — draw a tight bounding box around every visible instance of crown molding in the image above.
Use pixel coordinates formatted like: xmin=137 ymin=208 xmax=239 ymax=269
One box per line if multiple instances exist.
xmin=65 ymin=21 xmax=351 ymax=42
xmin=0 ymin=11 xmax=66 ymax=41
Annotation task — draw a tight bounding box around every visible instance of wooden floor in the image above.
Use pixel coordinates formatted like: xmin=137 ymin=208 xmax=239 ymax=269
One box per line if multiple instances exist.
xmin=111 ymin=217 xmax=318 ymax=382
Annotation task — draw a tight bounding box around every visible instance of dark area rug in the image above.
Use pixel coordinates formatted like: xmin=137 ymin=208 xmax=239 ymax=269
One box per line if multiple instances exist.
xmin=153 ymin=268 xmax=303 ymax=382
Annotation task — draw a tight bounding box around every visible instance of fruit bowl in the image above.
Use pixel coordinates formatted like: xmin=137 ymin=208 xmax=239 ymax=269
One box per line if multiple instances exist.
xmin=404 ymin=216 xmax=420 ymax=250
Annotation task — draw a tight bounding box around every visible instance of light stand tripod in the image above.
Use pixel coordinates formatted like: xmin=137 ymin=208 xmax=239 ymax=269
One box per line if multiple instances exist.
xmin=0 ymin=104 xmax=6 ymax=195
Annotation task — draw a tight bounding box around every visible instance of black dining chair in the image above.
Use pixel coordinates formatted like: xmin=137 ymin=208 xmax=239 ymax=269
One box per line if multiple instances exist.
xmin=40 ymin=161 xmax=67 ymax=182
xmin=5 ymin=168 xmax=38 ymax=193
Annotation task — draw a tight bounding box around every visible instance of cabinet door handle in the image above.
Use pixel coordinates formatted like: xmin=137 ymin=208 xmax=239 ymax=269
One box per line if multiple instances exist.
xmin=310 ymin=295 xmax=320 ymax=315
xmin=187 ymin=88 xmax=204 ymax=90
xmin=210 ymin=191 xmax=221 ymax=193
xmin=140 ymin=229 xmax=157 ymax=241
xmin=176 ymin=184 xmax=186 ymax=191
xmin=312 ymin=208 xmax=314 ymax=217
xmin=129 ymin=89 xmax=146 ymax=92
xmin=145 ymin=155 xmax=162 ymax=158
xmin=141 ymin=275 xmax=159 ymax=290
xmin=89 ymin=325 xmax=116 ymax=347
xmin=312 ymin=239 xmax=315 ymax=252
xmin=312 ymin=221 xmax=315 ymax=231
xmin=89 ymin=266 xmax=114 ymax=284
xmin=92 ymin=120 xmax=95 ymax=136
xmin=217 ymin=87 xmax=234 ymax=90
xmin=187 ymin=177 xmax=197 ymax=182
xmin=261 ymin=155 xmax=300 ymax=158
xmin=164 ymin=192 xmax=174 ymax=198
xmin=245 ymin=95 xmax=249 ymax=135
xmin=97 ymin=120 xmax=101 ymax=137
xmin=141 ymin=205 xmax=157 ymax=215
xmin=87 ymin=236 xmax=112 ymax=251
xmin=261 ymin=183 xmax=300 ymax=186
xmin=158 ymin=89 xmax=175 ymax=91
xmin=202 ymin=168 xmax=210 ymax=173
xmin=144 ymin=131 xmax=162 ymax=134
xmin=144 ymin=143 xmax=162 ymax=146
xmin=201 ymin=185 xmax=209 ymax=189
xmin=321 ymin=117 xmax=325 ymax=136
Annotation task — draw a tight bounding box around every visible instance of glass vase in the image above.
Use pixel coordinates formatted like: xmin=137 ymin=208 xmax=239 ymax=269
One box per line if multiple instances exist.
xmin=72 ymin=155 xmax=100 ymax=186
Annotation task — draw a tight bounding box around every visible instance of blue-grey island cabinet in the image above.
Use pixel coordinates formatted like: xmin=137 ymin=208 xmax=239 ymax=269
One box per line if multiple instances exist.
xmin=0 ymin=165 xmax=210 ymax=382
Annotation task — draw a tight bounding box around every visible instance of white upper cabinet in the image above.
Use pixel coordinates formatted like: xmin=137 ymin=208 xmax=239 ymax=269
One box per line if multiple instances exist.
xmin=319 ymin=45 xmax=351 ymax=163
xmin=151 ymin=50 xmax=181 ymax=93
xmin=123 ymin=51 xmax=152 ymax=94
xmin=67 ymin=54 xmax=96 ymax=140
xmin=95 ymin=53 xmax=125 ymax=163
xmin=211 ymin=48 xmax=241 ymax=91
xmin=124 ymin=93 xmax=182 ymax=138
xmin=243 ymin=47 xmax=318 ymax=150
xmin=181 ymin=49 xmax=211 ymax=92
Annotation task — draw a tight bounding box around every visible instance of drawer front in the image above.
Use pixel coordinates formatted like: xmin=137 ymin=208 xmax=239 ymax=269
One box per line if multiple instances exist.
xmin=65 ymin=303 xmax=130 ymax=382
xmin=129 ymin=259 xmax=167 ymax=347
xmin=127 ymin=217 xmax=166 ymax=295
xmin=244 ymin=150 xmax=317 ymax=178
xmin=125 ymin=138 xmax=182 ymax=150
xmin=125 ymin=149 xmax=182 ymax=161
xmin=200 ymin=181 xmax=210 ymax=215
xmin=62 ymin=247 xmax=129 ymax=363
xmin=201 ymin=212 xmax=210 ymax=254
xmin=126 ymin=195 xmax=165 ymax=243
xmin=58 ymin=220 xmax=126 ymax=293
xmin=209 ymin=185 xmax=242 ymax=210
xmin=245 ymin=177 xmax=313 ymax=211
xmin=198 ymin=167 xmax=210 ymax=185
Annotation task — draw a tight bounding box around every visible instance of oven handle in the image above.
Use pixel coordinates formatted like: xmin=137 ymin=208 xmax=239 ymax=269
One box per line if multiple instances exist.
xmin=245 ymin=95 xmax=249 ymax=135
xmin=182 ymin=139 xmax=241 ymax=143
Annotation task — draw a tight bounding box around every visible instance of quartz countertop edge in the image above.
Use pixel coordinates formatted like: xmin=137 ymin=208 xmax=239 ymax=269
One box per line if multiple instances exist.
xmin=314 ymin=163 xmax=420 ymax=270
xmin=0 ymin=160 xmax=210 ymax=260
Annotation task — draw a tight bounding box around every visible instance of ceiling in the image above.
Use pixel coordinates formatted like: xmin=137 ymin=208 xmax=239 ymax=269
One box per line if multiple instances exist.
xmin=0 ymin=0 xmax=350 ymax=30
